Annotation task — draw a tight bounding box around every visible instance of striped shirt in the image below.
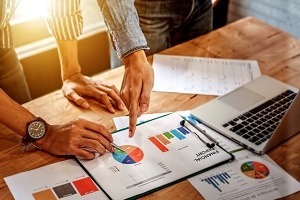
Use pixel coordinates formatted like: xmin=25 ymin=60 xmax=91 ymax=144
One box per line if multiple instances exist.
xmin=97 ymin=0 xmax=148 ymax=58
xmin=47 ymin=0 xmax=148 ymax=58
xmin=0 ymin=0 xmax=83 ymax=48
xmin=45 ymin=0 xmax=83 ymax=41
xmin=1 ymin=0 xmax=148 ymax=58
xmin=0 ymin=0 xmax=18 ymax=48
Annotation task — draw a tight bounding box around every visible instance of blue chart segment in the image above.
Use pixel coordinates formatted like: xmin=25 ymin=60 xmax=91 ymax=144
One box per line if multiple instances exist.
xmin=112 ymin=145 xmax=144 ymax=164
xmin=201 ymin=172 xmax=231 ymax=192
xmin=177 ymin=127 xmax=189 ymax=135
xmin=170 ymin=129 xmax=186 ymax=140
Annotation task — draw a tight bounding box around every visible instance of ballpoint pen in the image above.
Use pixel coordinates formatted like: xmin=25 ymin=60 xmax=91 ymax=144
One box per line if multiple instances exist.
xmin=111 ymin=142 xmax=125 ymax=152
xmin=81 ymin=143 xmax=125 ymax=153
xmin=188 ymin=119 xmax=219 ymax=145
xmin=180 ymin=120 xmax=216 ymax=148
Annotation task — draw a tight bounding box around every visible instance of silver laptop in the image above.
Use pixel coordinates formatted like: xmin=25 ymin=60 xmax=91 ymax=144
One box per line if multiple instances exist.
xmin=191 ymin=75 xmax=300 ymax=154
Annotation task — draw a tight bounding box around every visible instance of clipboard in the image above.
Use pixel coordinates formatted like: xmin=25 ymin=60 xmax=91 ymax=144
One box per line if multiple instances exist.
xmin=77 ymin=113 xmax=234 ymax=200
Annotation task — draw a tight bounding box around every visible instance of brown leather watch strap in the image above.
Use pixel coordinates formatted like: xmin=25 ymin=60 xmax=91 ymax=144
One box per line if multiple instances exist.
xmin=21 ymin=117 xmax=48 ymax=148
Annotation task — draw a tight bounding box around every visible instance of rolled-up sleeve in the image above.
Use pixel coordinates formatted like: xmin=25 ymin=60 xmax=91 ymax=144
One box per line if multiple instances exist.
xmin=97 ymin=0 xmax=149 ymax=58
xmin=45 ymin=0 xmax=83 ymax=40
xmin=0 ymin=0 xmax=17 ymax=48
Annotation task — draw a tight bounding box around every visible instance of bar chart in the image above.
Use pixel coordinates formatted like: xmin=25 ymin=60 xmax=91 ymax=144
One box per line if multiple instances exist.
xmin=201 ymin=172 xmax=231 ymax=192
xmin=200 ymin=161 xmax=270 ymax=193
xmin=148 ymin=126 xmax=190 ymax=152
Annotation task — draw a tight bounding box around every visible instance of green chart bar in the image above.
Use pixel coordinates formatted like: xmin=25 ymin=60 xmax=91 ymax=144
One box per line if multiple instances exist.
xmin=156 ymin=134 xmax=171 ymax=145
xmin=163 ymin=132 xmax=174 ymax=139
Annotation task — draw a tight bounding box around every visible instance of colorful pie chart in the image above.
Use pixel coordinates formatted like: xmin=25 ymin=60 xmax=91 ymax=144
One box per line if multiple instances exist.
xmin=241 ymin=161 xmax=269 ymax=179
xmin=112 ymin=145 xmax=144 ymax=164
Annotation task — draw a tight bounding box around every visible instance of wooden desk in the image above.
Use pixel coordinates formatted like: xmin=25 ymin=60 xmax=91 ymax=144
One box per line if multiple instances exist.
xmin=1 ymin=17 xmax=299 ymax=199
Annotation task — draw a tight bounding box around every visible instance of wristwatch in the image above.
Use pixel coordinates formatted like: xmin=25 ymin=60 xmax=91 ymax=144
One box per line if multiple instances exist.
xmin=21 ymin=117 xmax=48 ymax=147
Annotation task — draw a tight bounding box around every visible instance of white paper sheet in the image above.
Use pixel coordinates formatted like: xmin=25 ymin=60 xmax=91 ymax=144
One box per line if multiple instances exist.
xmin=188 ymin=149 xmax=300 ymax=200
xmin=114 ymin=112 xmax=300 ymax=199
xmin=152 ymin=54 xmax=261 ymax=95
xmin=80 ymin=113 xmax=233 ymax=200
xmin=113 ymin=112 xmax=172 ymax=131
xmin=113 ymin=111 xmax=242 ymax=153
xmin=4 ymin=159 xmax=109 ymax=200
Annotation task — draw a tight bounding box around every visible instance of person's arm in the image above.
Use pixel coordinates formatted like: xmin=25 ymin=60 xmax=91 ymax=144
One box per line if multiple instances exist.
xmin=0 ymin=89 xmax=114 ymax=159
xmin=121 ymin=50 xmax=154 ymax=137
xmin=98 ymin=0 xmax=154 ymax=137
xmin=56 ymin=39 xmax=124 ymax=113
xmin=45 ymin=0 xmax=124 ymax=113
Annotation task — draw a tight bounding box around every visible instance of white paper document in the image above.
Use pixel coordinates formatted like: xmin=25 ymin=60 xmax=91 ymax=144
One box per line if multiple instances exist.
xmin=113 ymin=112 xmax=300 ymax=199
xmin=152 ymin=54 xmax=261 ymax=95
xmin=4 ymin=159 xmax=109 ymax=200
xmin=188 ymin=149 xmax=300 ymax=200
xmin=113 ymin=111 xmax=242 ymax=153
xmin=113 ymin=112 xmax=172 ymax=131
xmin=79 ymin=113 xmax=233 ymax=200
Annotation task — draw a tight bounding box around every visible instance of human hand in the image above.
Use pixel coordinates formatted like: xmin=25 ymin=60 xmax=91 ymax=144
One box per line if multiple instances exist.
xmin=121 ymin=50 xmax=154 ymax=137
xmin=62 ymin=73 xmax=125 ymax=113
xmin=35 ymin=118 xmax=114 ymax=159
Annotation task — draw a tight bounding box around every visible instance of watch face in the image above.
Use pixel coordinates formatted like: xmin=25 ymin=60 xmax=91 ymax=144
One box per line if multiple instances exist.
xmin=27 ymin=121 xmax=46 ymax=139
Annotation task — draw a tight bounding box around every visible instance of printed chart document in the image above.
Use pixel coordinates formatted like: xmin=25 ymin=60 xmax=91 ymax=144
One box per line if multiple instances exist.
xmin=113 ymin=111 xmax=243 ymax=153
xmin=79 ymin=113 xmax=234 ymax=200
xmin=152 ymin=54 xmax=261 ymax=95
xmin=113 ymin=112 xmax=172 ymax=131
xmin=113 ymin=112 xmax=300 ymax=199
xmin=188 ymin=149 xmax=300 ymax=200
xmin=4 ymin=159 xmax=109 ymax=200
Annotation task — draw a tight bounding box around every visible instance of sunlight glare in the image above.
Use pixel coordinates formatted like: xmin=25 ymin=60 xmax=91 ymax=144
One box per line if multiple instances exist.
xmin=17 ymin=0 xmax=46 ymax=20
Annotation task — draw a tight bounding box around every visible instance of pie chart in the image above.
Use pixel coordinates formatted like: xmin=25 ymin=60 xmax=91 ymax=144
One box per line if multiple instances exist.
xmin=112 ymin=145 xmax=144 ymax=164
xmin=241 ymin=161 xmax=269 ymax=179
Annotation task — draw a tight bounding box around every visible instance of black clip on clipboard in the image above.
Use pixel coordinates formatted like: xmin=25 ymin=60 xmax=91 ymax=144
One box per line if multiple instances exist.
xmin=180 ymin=116 xmax=235 ymax=162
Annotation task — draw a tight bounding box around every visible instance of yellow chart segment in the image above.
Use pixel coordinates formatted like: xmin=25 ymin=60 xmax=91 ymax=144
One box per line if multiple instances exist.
xmin=241 ymin=161 xmax=269 ymax=179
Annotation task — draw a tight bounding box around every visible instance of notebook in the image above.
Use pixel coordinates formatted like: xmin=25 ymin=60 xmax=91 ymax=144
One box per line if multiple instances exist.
xmin=191 ymin=75 xmax=300 ymax=154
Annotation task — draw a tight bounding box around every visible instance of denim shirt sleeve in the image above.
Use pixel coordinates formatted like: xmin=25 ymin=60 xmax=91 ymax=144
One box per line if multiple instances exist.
xmin=97 ymin=0 xmax=149 ymax=59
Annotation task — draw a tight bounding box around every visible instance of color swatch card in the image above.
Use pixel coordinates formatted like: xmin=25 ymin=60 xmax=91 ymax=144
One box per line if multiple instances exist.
xmin=4 ymin=159 xmax=109 ymax=200
xmin=78 ymin=113 xmax=234 ymax=200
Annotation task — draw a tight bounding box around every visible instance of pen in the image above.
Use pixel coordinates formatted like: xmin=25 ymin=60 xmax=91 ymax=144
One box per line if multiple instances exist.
xmin=180 ymin=120 xmax=216 ymax=148
xmin=188 ymin=119 xmax=219 ymax=145
xmin=111 ymin=142 xmax=125 ymax=152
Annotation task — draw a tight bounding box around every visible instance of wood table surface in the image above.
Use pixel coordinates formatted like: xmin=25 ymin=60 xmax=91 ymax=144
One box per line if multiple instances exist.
xmin=0 ymin=16 xmax=299 ymax=199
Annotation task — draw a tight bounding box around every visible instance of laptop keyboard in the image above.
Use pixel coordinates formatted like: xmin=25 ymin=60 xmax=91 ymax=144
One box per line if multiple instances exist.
xmin=222 ymin=90 xmax=297 ymax=145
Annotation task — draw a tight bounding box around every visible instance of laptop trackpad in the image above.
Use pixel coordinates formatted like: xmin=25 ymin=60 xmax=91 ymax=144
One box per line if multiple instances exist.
xmin=219 ymin=87 xmax=265 ymax=111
